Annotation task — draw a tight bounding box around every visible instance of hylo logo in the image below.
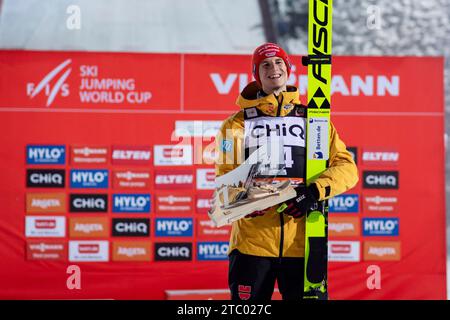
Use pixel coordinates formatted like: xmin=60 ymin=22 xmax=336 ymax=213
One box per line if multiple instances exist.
xmin=27 ymin=145 xmax=66 ymax=164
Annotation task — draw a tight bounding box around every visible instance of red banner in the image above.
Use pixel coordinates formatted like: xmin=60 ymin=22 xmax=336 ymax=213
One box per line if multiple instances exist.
xmin=0 ymin=51 xmax=446 ymax=300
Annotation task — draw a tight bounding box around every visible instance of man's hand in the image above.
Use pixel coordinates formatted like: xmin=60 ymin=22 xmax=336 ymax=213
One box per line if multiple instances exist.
xmin=277 ymin=183 xmax=320 ymax=218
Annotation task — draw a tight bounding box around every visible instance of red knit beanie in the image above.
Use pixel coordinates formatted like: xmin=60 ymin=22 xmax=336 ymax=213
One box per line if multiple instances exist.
xmin=252 ymin=43 xmax=292 ymax=86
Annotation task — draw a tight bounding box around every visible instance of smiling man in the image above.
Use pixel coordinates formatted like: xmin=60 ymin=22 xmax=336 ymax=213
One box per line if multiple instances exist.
xmin=215 ymin=43 xmax=358 ymax=301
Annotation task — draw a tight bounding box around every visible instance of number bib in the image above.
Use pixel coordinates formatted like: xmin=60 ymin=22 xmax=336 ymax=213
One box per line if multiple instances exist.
xmin=243 ymin=105 xmax=306 ymax=184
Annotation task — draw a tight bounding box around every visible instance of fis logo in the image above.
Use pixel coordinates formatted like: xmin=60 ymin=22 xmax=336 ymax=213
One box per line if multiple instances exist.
xmin=70 ymin=169 xmax=108 ymax=188
xmin=363 ymin=218 xmax=399 ymax=236
xmin=329 ymin=194 xmax=359 ymax=213
xmin=155 ymin=218 xmax=193 ymax=237
xmin=363 ymin=171 xmax=399 ymax=189
xmin=154 ymin=243 xmax=192 ymax=261
xmin=69 ymin=194 xmax=108 ymax=212
xmin=27 ymin=145 xmax=66 ymax=165
xmin=197 ymin=242 xmax=229 ymax=261
xmin=112 ymin=194 xmax=151 ymax=213
xmin=27 ymin=169 xmax=65 ymax=188
xmin=26 ymin=59 xmax=71 ymax=107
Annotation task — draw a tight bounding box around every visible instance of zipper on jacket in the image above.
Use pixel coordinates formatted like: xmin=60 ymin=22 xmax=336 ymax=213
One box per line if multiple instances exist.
xmin=275 ymin=95 xmax=284 ymax=117
xmin=278 ymin=212 xmax=284 ymax=261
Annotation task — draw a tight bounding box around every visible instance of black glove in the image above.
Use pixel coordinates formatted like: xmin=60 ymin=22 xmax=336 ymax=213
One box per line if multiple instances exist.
xmin=277 ymin=183 xmax=320 ymax=218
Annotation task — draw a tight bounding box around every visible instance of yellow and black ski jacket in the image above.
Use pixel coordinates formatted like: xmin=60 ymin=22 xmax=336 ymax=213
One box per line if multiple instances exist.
xmin=215 ymin=81 xmax=358 ymax=258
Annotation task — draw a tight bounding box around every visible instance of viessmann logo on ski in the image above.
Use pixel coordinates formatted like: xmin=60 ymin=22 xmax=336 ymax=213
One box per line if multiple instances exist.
xmin=69 ymin=194 xmax=108 ymax=212
xmin=27 ymin=145 xmax=66 ymax=165
xmin=362 ymin=149 xmax=399 ymax=166
xmin=26 ymin=169 xmax=65 ymax=188
xmin=363 ymin=218 xmax=399 ymax=236
xmin=363 ymin=171 xmax=399 ymax=189
xmin=26 ymin=241 xmax=66 ymax=261
xmin=70 ymin=145 xmax=108 ymax=165
xmin=112 ymin=170 xmax=151 ymax=189
xmin=363 ymin=194 xmax=399 ymax=213
xmin=197 ymin=242 xmax=229 ymax=261
xmin=25 ymin=216 xmax=66 ymax=238
xmin=154 ymin=145 xmax=193 ymax=166
xmin=154 ymin=170 xmax=194 ymax=189
xmin=69 ymin=240 xmax=109 ymax=262
xmin=155 ymin=194 xmax=193 ymax=213
xmin=155 ymin=218 xmax=193 ymax=237
xmin=70 ymin=169 xmax=108 ymax=188
xmin=363 ymin=241 xmax=401 ymax=261
xmin=112 ymin=218 xmax=150 ymax=237
xmin=329 ymin=194 xmax=359 ymax=213
xmin=26 ymin=193 xmax=66 ymax=213
xmin=154 ymin=243 xmax=192 ymax=261
xmin=112 ymin=194 xmax=151 ymax=213
xmin=111 ymin=146 xmax=152 ymax=165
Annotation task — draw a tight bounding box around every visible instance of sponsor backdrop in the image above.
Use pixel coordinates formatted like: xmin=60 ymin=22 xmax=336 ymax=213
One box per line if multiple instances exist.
xmin=0 ymin=51 xmax=446 ymax=299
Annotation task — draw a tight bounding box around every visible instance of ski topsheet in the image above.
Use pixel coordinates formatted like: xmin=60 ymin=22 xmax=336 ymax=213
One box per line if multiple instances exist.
xmin=303 ymin=0 xmax=333 ymax=300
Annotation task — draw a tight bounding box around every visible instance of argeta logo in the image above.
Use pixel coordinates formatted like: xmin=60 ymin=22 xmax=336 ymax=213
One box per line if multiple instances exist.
xmin=27 ymin=145 xmax=66 ymax=165
xmin=27 ymin=169 xmax=65 ymax=188
xmin=154 ymin=243 xmax=192 ymax=261
xmin=26 ymin=59 xmax=71 ymax=107
xmin=363 ymin=171 xmax=399 ymax=189
xmin=112 ymin=218 xmax=150 ymax=237
xmin=364 ymin=241 xmax=401 ymax=261
xmin=112 ymin=241 xmax=151 ymax=261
